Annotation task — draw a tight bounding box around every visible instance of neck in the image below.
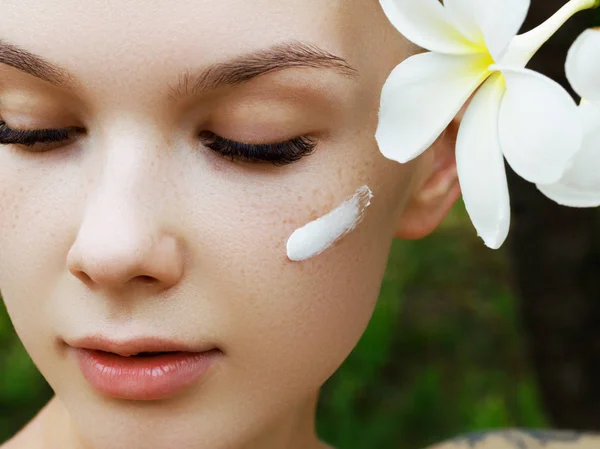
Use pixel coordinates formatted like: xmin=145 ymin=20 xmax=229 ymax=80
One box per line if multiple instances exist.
xmin=237 ymin=391 xmax=331 ymax=449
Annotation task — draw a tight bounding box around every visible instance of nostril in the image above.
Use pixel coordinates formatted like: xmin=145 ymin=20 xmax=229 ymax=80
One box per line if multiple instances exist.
xmin=71 ymin=270 xmax=91 ymax=283
xmin=138 ymin=276 xmax=156 ymax=284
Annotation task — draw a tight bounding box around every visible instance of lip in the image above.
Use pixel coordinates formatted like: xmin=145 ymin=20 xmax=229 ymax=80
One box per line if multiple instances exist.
xmin=67 ymin=335 xmax=216 ymax=357
xmin=67 ymin=336 xmax=221 ymax=400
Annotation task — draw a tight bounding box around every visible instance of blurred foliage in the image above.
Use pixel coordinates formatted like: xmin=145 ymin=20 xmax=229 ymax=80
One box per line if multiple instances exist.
xmin=0 ymin=200 xmax=548 ymax=448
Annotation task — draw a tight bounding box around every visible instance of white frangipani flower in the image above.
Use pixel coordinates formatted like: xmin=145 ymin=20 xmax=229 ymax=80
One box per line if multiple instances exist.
xmin=537 ymin=28 xmax=600 ymax=207
xmin=376 ymin=0 xmax=599 ymax=249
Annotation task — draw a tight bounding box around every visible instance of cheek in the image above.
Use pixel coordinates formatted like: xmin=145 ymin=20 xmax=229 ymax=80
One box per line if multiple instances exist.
xmin=192 ymin=167 xmax=401 ymax=392
xmin=213 ymin=212 xmax=392 ymax=395
xmin=0 ymin=155 xmax=75 ymax=348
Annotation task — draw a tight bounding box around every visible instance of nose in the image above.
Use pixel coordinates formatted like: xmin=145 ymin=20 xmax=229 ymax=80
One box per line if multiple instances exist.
xmin=66 ymin=144 xmax=184 ymax=292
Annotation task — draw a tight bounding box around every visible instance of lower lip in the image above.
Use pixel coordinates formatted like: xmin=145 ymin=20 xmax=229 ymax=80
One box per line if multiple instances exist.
xmin=73 ymin=348 xmax=220 ymax=400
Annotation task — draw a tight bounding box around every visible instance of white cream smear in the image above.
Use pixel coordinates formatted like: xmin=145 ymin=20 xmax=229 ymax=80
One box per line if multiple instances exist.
xmin=286 ymin=185 xmax=373 ymax=262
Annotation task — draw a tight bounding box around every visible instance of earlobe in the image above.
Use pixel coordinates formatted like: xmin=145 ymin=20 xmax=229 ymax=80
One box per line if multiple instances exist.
xmin=393 ymin=119 xmax=462 ymax=240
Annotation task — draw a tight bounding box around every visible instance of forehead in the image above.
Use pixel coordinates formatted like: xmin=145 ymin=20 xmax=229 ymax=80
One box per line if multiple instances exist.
xmin=0 ymin=0 xmax=353 ymax=92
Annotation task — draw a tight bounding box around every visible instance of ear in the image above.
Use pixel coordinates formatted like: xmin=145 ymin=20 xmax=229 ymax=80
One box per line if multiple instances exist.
xmin=394 ymin=118 xmax=461 ymax=240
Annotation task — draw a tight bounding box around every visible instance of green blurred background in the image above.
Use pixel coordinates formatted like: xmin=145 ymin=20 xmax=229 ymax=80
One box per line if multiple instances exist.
xmin=2 ymin=2 xmax=600 ymax=449
xmin=317 ymin=201 xmax=545 ymax=448
xmin=0 ymin=201 xmax=546 ymax=448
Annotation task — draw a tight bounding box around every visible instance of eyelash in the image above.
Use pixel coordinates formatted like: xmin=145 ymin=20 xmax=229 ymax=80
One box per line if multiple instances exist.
xmin=0 ymin=120 xmax=80 ymax=147
xmin=0 ymin=121 xmax=317 ymax=166
xmin=199 ymin=131 xmax=317 ymax=166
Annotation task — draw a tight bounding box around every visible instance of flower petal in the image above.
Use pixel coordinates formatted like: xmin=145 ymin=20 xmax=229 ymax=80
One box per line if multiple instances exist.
xmin=537 ymin=103 xmax=600 ymax=207
xmin=474 ymin=0 xmax=530 ymax=61
xmin=443 ymin=0 xmax=485 ymax=46
xmin=566 ymin=28 xmax=600 ymax=103
xmin=379 ymin=0 xmax=477 ymax=54
xmin=456 ymin=73 xmax=510 ymax=249
xmin=498 ymin=66 xmax=583 ymax=184
xmin=376 ymin=52 xmax=491 ymax=163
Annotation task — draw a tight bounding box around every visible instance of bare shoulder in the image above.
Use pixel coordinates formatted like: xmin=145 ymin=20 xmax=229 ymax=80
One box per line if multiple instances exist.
xmin=0 ymin=428 xmax=29 ymax=449
xmin=0 ymin=419 xmax=40 ymax=449
xmin=0 ymin=397 xmax=59 ymax=449
xmin=424 ymin=429 xmax=600 ymax=449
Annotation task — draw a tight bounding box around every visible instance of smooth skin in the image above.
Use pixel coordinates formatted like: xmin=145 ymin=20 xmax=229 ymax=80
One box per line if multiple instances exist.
xmin=0 ymin=1 xmax=462 ymax=448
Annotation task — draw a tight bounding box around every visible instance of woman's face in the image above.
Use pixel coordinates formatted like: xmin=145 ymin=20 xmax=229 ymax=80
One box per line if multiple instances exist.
xmin=0 ymin=1 xmax=429 ymax=448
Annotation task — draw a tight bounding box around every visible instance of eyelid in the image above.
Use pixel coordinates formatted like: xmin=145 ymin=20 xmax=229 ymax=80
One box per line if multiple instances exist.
xmin=0 ymin=120 xmax=80 ymax=147
xmin=0 ymin=122 xmax=318 ymax=165
xmin=199 ymin=131 xmax=317 ymax=166
xmin=0 ymin=119 xmax=81 ymax=133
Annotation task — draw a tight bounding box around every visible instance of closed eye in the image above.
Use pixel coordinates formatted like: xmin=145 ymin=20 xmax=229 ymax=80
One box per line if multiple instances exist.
xmin=0 ymin=120 xmax=84 ymax=151
xmin=199 ymin=131 xmax=317 ymax=166
xmin=0 ymin=121 xmax=317 ymax=165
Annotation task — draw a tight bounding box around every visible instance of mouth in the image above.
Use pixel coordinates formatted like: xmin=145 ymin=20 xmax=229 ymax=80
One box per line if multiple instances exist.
xmin=107 ymin=351 xmax=176 ymax=357
xmin=66 ymin=336 xmax=222 ymax=400
xmin=65 ymin=335 xmax=219 ymax=357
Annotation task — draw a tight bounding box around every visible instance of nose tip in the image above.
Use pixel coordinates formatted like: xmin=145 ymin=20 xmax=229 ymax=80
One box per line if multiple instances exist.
xmin=67 ymin=233 xmax=183 ymax=290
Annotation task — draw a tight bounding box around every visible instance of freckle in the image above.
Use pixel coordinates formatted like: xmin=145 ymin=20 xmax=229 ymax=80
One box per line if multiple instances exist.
xmin=295 ymin=261 xmax=307 ymax=273
xmin=272 ymin=240 xmax=284 ymax=253
xmin=328 ymin=192 xmax=337 ymax=206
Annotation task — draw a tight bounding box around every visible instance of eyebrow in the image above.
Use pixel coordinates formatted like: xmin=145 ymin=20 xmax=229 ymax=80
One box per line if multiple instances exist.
xmin=0 ymin=39 xmax=359 ymax=99
xmin=171 ymin=41 xmax=358 ymax=99
xmin=0 ymin=39 xmax=78 ymax=88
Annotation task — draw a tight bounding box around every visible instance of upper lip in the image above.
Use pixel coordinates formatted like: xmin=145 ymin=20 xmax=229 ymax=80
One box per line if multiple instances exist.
xmin=66 ymin=335 xmax=217 ymax=357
